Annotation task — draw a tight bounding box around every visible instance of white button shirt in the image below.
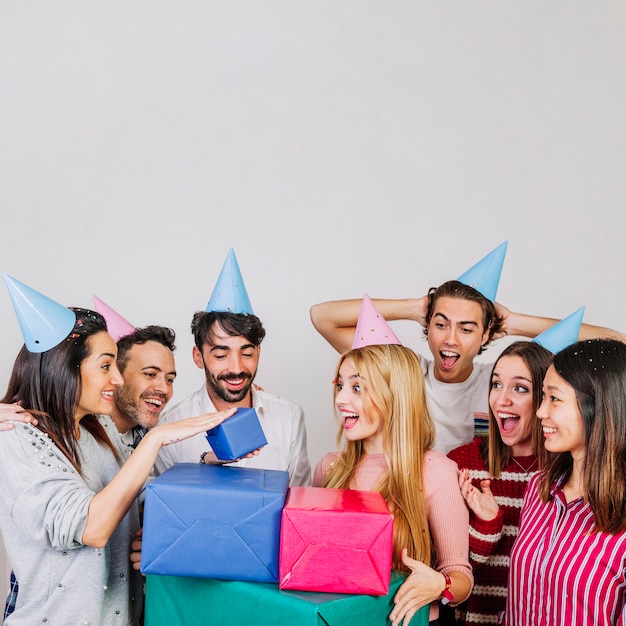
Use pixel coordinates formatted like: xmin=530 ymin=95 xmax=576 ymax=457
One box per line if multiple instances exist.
xmin=155 ymin=385 xmax=311 ymax=486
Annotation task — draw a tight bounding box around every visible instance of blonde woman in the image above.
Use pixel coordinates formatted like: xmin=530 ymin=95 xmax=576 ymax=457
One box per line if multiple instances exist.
xmin=313 ymin=344 xmax=472 ymax=626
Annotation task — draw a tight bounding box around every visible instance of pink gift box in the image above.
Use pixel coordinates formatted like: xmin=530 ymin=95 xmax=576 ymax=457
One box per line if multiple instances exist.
xmin=279 ymin=486 xmax=394 ymax=596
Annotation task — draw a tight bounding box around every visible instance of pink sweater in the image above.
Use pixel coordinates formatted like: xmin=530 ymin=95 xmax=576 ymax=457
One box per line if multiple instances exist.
xmin=313 ymin=450 xmax=473 ymax=620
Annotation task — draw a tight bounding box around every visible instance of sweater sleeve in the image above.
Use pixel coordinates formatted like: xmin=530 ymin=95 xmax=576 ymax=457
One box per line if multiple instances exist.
xmin=423 ymin=450 xmax=474 ymax=594
xmin=448 ymin=439 xmax=505 ymax=570
xmin=0 ymin=426 xmax=92 ymax=550
xmin=468 ymin=508 xmax=504 ymax=570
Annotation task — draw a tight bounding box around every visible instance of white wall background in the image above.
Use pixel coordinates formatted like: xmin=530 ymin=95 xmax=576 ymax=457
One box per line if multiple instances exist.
xmin=1 ymin=1 xmax=625 ymax=597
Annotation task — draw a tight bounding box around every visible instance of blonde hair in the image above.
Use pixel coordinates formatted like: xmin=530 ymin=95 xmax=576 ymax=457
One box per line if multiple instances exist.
xmin=321 ymin=344 xmax=435 ymax=569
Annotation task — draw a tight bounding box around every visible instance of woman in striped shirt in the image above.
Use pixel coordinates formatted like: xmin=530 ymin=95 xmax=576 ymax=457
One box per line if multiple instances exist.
xmin=505 ymin=338 xmax=626 ymax=625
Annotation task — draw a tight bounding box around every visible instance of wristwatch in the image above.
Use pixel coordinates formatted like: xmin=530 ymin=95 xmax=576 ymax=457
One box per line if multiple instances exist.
xmin=439 ymin=572 xmax=453 ymax=605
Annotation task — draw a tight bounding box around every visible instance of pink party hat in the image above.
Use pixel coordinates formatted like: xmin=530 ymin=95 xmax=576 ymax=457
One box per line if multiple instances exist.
xmin=206 ymin=248 xmax=254 ymax=314
xmin=93 ymin=296 xmax=136 ymax=342
xmin=352 ymin=295 xmax=402 ymax=349
xmin=533 ymin=307 xmax=584 ymax=355
xmin=3 ymin=274 xmax=76 ymax=353
xmin=457 ymin=241 xmax=508 ymax=302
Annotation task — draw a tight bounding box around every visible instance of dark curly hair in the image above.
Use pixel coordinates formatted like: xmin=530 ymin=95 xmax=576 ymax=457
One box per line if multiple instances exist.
xmin=191 ymin=311 xmax=266 ymax=349
xmin=116 ymin=325 xmax=176 ymax=373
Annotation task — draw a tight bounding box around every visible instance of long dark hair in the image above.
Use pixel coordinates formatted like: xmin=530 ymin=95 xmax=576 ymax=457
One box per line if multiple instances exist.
xmin=539 ymin=339 xmax=626 ymax=533
xmin=482 ymin=341 xmax=552 ymax=476
xmin=1 ymin=308 xmax=120 ymax=471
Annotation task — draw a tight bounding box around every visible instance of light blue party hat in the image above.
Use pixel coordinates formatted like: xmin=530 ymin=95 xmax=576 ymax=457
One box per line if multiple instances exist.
xmin=533 ymin=307 xmax=585 ymax=354
xmin=3 ymin=274 xmax=76 ymax=353
xmin=205 ymin=248 xmax=254 ymax=314
xmin=457 ymin=241 xmax=508 ymax=302
xmin=352 ymin=294 xmax=402 ymax=349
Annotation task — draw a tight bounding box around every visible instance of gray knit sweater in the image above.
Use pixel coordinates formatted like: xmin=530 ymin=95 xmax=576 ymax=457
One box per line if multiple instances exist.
xmin=0 ymin=416 xmax=143 ymax=625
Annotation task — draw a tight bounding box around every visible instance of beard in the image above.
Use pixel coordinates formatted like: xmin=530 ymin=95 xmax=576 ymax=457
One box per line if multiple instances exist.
xmin=205 ymin=369 xmax=255 ymax=403
xmin=113 ymin=386 xmax=166 ymax=430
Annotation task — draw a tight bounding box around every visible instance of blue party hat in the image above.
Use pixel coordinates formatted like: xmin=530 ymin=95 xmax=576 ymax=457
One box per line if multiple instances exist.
xmin=457 ymin=241 xmax=508 ymax=302
xmin=352 ymin=294 xmax=402 ymax=349
xmin=533 ymin=307 xmax=585 ymax=354
xmin=3 ymin=274 xmax=76 ymax=353
xmin=206 ymin=248 xmax=254 ymax=314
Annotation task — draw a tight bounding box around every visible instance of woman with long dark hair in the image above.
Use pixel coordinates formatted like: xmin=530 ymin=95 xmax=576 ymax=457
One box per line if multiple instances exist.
xmin=505 ymin=339 xmax=626 ymax=625
xmin=0 ymin=308 xmax=232 ymax=625
xmin=448 ymin=341 xmax=552 ymax=625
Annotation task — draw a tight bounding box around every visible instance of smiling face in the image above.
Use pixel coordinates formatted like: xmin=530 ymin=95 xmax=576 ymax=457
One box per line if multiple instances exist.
xmin=113 ymin=340 xmax=176 ymax=431
xmin=426 ymin=296 xmax=490 ymax=383
xmin=537 ymin=365 xmax=586 ymax=463
xmin=193 ymin=322 xmax=259 ymax=409
xmin=334 ymin=357 xmax=384 ymax=454
xmin=489 ymin=354 xmax=536 ymax=456
xmin=76 ymin=331 xmax=124 ymax=421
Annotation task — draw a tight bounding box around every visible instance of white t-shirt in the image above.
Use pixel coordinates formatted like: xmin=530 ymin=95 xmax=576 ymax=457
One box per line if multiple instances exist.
xmin=419 ymin=355 xmax=493 ymax=454
xmin=155 ymin=385 xmax=311 ymax=487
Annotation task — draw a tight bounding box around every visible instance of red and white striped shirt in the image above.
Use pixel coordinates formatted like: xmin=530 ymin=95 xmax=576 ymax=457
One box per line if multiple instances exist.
xmin=505 ymin=473 xmax=626 ymax=625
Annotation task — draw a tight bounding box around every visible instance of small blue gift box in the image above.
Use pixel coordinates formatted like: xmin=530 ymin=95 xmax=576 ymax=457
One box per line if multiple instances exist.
xmin=206 ymin=407 xmax=268 ymax=461
xmin=141 ymin=463 xmax=289 ymax=582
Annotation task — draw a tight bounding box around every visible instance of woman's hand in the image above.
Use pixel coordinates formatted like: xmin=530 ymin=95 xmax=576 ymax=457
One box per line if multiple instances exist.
xmin=458 ymin=469 xmax=499 ymax=521
xmin=0 ymin=402 xmax=37 ymax=431
xmin=153 ymin=408 xmax=237 ymax=447
xmin=389 ymin=549 xmax=446 ymax=626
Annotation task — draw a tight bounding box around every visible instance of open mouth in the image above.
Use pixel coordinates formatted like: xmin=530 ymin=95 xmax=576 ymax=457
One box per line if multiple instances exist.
xmin=219 ymin=374 xmax=251 ymax=391
xmin=341 ymin=411 xmax=359 ymax=430
xmin=499 ymin=412 xmax=520 ymax=433
xmin=440 ymin=351 xmax=460 ymax=371
xmin=143 ymin=396 xmax=165 ymax=412
xmin=101 ymin=391 xmax=114 ymax=401
xmin=543 ymin=426 xmax=557 ymax=435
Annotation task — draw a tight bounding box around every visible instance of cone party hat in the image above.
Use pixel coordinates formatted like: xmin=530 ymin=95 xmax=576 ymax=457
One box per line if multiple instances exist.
xmin=352 ymin=294 xmax=402 ymax=349
xmin=3 ymin=274 xmax=76 ymax=353
xmin=206 ymin=248 xmax=254 ymax=314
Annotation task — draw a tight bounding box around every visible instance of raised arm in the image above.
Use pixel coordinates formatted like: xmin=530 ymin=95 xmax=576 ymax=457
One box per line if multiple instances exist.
xmin=310 ymin=297 xmax=428 ymax=353
xmin=497 ymin=304 xmax=626 ymax=343
xmin=82 ymin=408 xmax=235 ymax=547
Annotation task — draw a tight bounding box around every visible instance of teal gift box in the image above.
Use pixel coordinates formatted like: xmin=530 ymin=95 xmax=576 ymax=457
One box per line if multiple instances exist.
xmin=145 ymin=572 xmax=429 ymax=625
xmin=141 ymin=463 xmax=289 ymax=582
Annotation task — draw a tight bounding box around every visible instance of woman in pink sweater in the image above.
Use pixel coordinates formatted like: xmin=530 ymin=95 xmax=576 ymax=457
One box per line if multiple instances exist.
xmin=313 ymin=343 xmax=472 ymax=626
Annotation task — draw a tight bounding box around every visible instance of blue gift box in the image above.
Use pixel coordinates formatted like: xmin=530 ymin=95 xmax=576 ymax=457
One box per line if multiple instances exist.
xmin=141 ymin=463 xmax=289 ymax=582
xmin=206 ymin=407 xmax=268 ymax=461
